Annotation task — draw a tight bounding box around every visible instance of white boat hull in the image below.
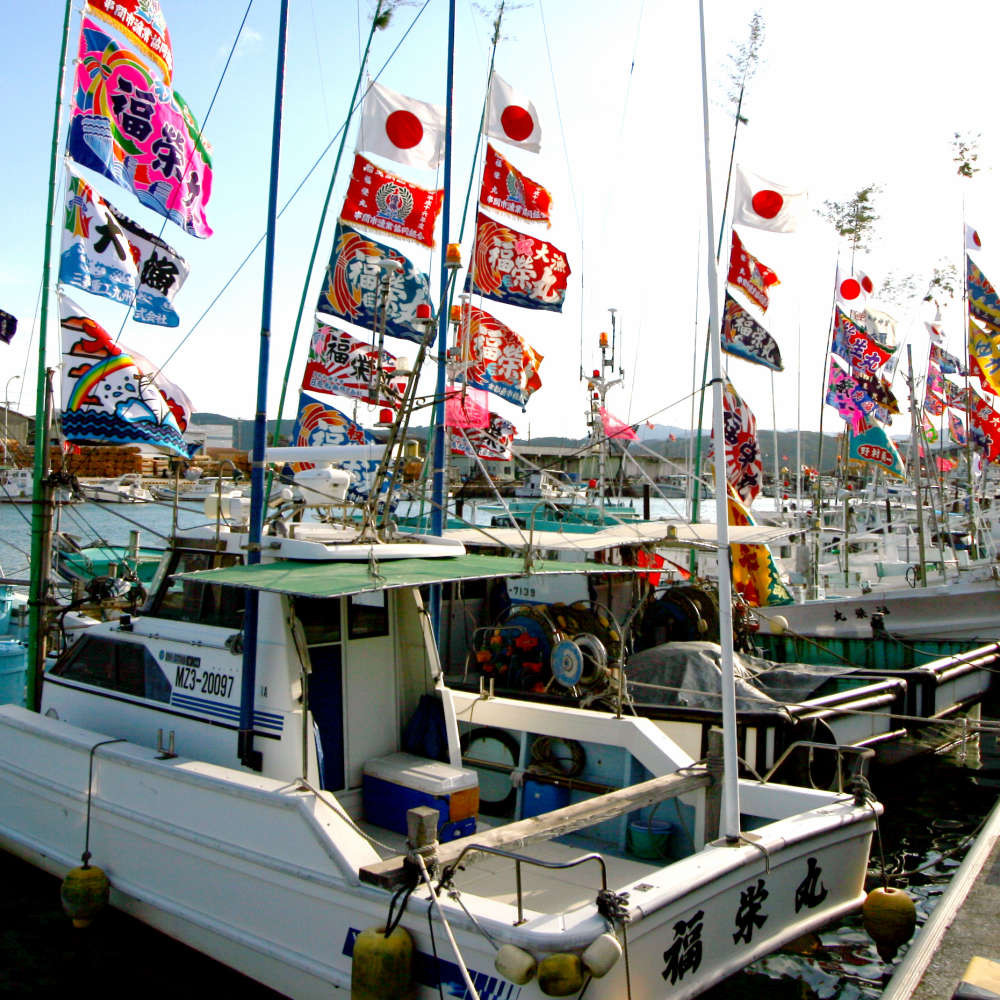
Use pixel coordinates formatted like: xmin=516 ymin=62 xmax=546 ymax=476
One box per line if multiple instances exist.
xmin=757 ymin=578 xmax=1000 ymax=642
xmin=0 ymin=705 xmax=875 ymax=999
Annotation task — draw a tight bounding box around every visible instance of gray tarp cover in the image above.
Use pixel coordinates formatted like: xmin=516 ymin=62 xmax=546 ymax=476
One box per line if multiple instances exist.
xmin=625 ymin=641 xmax=860 ymax=718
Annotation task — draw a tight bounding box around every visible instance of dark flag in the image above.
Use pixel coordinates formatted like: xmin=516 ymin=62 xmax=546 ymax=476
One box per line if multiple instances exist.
xmin=0 ymin=310 xmax=16 ymax=344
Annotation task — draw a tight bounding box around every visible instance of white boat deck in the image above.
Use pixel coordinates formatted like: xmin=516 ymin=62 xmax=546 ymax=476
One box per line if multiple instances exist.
xmin=356 ymin=815 xmax=660 ymax=913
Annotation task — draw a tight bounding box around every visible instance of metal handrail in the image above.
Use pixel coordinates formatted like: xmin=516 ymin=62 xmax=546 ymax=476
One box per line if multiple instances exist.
xmin=440 ymin=845 xmax=608 ymax=926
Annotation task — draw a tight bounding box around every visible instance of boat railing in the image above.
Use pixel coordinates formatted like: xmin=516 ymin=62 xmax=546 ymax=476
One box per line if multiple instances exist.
xmin=758 ymin=742 xmax=874 ymax=792
xmin=439 ymin=845 xmax=609 ymax=926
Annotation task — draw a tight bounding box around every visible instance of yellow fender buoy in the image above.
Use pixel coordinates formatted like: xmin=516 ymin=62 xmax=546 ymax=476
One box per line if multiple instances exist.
xmin=770 ymin=615 xmax=789 ymax=635
xmin=60 ymin=864 xmax=110 ymax=928
xmin=537 ymin=953 xmax=585 ymax=996
xmin=862 ymin=886 xmax=917 ymax=961
xmin=351 ymin=925 xmax=417 ymax=1000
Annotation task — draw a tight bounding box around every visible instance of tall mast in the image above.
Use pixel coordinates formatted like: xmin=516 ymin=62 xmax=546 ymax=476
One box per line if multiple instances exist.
xmin=429 ymin=0 xmax=457 ymax=638
xmin=698 ymin=0 xmax=740 ymax=840
xmin=239 ymin=0 xmax=289 ymax=770
xmin=26 ymin=0 xmax=75 ymax=709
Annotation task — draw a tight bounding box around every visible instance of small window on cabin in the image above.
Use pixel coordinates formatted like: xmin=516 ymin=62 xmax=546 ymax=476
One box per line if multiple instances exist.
xmin=52 ymin=636 xmax=171 ymax=702
xmin=295 ymin=597 xmax=342 ymax=646
xmin=347 ymin=591 xmax=389 ymax=639
xmin=153 ymin=549 xmax=244 ymax=629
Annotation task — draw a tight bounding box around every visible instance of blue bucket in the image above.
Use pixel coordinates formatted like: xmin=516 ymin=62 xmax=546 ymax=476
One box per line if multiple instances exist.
xmin=0 ymin=639 xmax=27 ymax=707
xmin=626 ymin=818 xmax=675 ymax=860
xmin=0 ymin=586 xmax=12 ymax=635
xmin=522 ymin=778 xmax=570 ymax=818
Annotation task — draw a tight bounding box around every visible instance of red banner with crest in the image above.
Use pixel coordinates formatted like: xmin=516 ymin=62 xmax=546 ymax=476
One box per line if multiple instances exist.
xmin=479 ymin=144 xmax=552 ymax=225
xmin=340 ymin=154 xmax=443 ymax=248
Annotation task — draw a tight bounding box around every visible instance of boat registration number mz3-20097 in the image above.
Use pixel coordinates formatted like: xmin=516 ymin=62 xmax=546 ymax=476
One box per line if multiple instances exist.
xmin=162 ymin=650 xmax=237 ymax=700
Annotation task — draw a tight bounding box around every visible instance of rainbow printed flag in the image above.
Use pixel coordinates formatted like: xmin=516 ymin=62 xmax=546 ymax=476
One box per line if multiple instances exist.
xmin=59 ymin=296 xmax=195 ymax=458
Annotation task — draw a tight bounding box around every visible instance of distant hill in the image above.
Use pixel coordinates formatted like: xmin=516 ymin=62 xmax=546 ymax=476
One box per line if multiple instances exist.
xmin=190 ymin=412 xmax=916 ymax=474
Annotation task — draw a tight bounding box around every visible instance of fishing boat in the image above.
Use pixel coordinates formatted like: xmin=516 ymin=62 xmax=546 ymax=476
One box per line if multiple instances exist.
xmin=78 ymin=473 xmax=154 ymax=504
xmin=0 ymin=467 xmax=76 ymax=505
xmin=0 ymin=479 xmax=881 ymax=1000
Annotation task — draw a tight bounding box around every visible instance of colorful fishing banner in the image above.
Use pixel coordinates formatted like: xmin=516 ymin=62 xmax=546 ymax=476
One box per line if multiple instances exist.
xmin=479 ymin=144 xmax=552 ymax=225
xmin=966 ymin=390 xmax=1000 ymax=461
xmin=68 ymin=18 xmax=213 ymax=239
xmin=59 ymin=295 xmax=194 ymax=457
xmin=301 ymin=320 xmax=406 ymax=406
xmin=727 ymin=486 xmax=794 ymax=607
xmin=930 ymin=343 xmax=963 ymax=376
xmin=863 ymin=307 xmax=897 ymax=348
xmin=466 ymin=212 xmax=570 ymax=312
xmin=968 ymin=318 xmax=1000 ymax=396
xmin=60 ymin=165 xmax=189 ymax=326
xmin=849 ymin=424 xmax=905 ymax=478
xmin=948 ymin=411 xmax=967 ymax=445
xmin=825 ymin=358 xmax=874 ymax=431
xmin=316 ymin=222 xmax=433 ymax=345
xmin=943 ymin=378 xmax=965 ymax=408
xmin=287 ymin=392 xmax=390 ymax=505
xmin=832 ymin=307 xmax=894 ymax=375
xmin=923 ymin=392 xmax=945 ymax=416
xmin=340 ymin=154 xmax=443 ymax=248
xmin=85 ymin=0 xmax=173 ymax=83
xmin=721 ymin=380 xmax=763 ymax=506
xmin=450 ymin=412 xmax=517 ymax=461
xmin=921 ymin=411 xmax=938 ymax=444
xmin=599 ymin=408 xmax=638 ymax=441
xmin=0 ymin=310 xmax=16 ymax=344
xmin=721 ymin=293 xmax=783 ymax=371
xmin=854 ymin=372 xmax=900 ymax=415
xmin=967 ymin=257 xmax=1000 ymax=336
xmin=455 ymin=305 xmax=543 ymax=406
xmin=727 ymin=230 xmax=779 ymax=312
xmin=444 ymin=385 xmax=490 ymax=429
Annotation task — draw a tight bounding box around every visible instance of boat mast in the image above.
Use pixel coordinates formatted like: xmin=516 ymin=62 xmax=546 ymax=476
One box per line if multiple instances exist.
xmin=429 ymin=0 xmax=457 ymax=637
xmin=239 ymin=0 xmax=289 ymax=771
xmin=26 ymin=0 xmax=75 ymax=710
xmin=697 ymin=0 xmax=741 ymax=840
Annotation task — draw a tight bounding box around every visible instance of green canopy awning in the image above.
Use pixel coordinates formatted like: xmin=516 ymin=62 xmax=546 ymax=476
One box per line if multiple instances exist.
xmin=178 ymin=553 xmax=636 ymax=599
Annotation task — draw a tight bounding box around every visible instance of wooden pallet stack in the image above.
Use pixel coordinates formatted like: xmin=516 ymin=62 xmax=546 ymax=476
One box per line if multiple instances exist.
xmin=53 ymin=445 xmax=144 ymax=476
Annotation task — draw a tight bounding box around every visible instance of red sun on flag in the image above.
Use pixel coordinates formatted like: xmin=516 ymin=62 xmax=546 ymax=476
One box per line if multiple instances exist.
xmin=861 ymin=273 xmax=874 ymax=294
xmin=750 ymin=189 xmax=783 ymax=219
xmin=385 ymin=110 xmax=423 ymax=150
xmin=500 ymin=105 xmax=535 ymax=142
xmin=839 ymin=277 xmax=862 ymax=301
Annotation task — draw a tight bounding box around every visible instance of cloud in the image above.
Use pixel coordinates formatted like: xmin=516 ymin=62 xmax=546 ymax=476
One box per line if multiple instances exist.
xmin=217 ymin=27 xmax=262 ymax=63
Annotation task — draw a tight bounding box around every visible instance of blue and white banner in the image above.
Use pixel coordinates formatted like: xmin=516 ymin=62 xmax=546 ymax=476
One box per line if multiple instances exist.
xmin=59 ymin=165 xmax=189 ymax=326
xmin=316 ymin=222 xmax=432 ymax=345
xmin=287 ymin=393 xmax=393 ymax=507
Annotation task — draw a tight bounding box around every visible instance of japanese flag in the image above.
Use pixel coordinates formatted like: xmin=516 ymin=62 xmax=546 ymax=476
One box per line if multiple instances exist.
xmin=836 ymin=264 xmax=873 ymax=305
xmin=732 ymin=165 xmax=806 ymax=233
xmin=357 ymin=82 xmax=445 ymax=170
xmin=966 ymin=223 xmax=983 ymax=251
xmin=485 ymin=74 xmax=541 ymax=153
xmin=926 ymin=321 xmax=945 ymax=345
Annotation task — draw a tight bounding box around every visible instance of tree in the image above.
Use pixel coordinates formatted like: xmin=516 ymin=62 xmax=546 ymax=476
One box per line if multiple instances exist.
xmin=819 ymin=185 xmax=881 ymax=256
xmin=727 ymin=11 xmax=766 ymax=124
xmin=952 ymin=131 xmax=981 ymax=178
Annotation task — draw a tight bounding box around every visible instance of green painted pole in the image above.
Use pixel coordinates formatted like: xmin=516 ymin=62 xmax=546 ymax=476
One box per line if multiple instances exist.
xmin=270 ymin=1 xmax=384 ymax=449
xmin=27 ymin=0 xmax=74 ymax=710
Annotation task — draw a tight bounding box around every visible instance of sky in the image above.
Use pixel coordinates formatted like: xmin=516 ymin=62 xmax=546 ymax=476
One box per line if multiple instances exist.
xmin=3 ymin=0 xmax=1000 ymax=442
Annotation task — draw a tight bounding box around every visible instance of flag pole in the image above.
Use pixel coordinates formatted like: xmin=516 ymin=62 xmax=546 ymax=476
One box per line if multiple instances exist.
xmin=238 ymin=0 xmax=289 ymax=771
xmin=428 ymin=0 xmax=457 ymax=640
xmin=27 ymin=0 xmax=75 ymax=710
xmin=698 ymin=0 xmax=740 ymax=841
xmin=270 ymin=1 xmax=384 ymax=451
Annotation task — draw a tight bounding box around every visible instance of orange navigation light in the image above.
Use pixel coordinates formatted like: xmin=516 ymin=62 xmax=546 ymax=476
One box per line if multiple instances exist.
xmin=599 ymin=331 xmax=609 ymax=348
xmin=446 ymin=243 xmax=462 ymax=269
xmin=450 ymin=305 xmax=462 ymax=323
